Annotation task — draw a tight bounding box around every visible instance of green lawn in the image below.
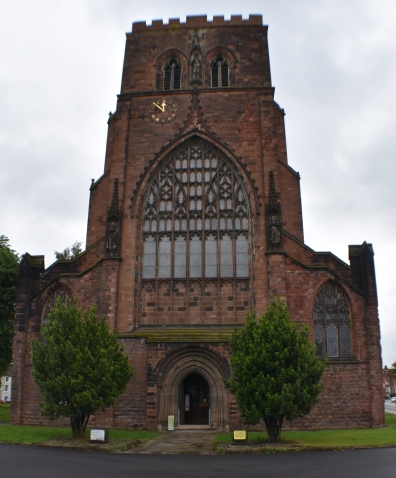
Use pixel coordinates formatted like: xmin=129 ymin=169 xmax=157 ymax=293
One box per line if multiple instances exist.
xmin=215 ymin=413 xmax=396 ymax=448
xmin=0 ymin=425 xmax=72 ymax=443
xmin=385 ymin=412 xmax=396 ymax=427
xmin=0 ymin=404 xmax=10 ymax=422
xmin=0 ymin=424 xmax=159 ymax=445
xmin=1 ymin=410 xmax=395 ymax=450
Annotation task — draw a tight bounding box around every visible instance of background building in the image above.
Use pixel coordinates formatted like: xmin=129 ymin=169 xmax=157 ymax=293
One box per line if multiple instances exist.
xmin=0 ymin=374 xmax=12 ymax=403
xmin=12 ymin=15 xmax=383 ymax=431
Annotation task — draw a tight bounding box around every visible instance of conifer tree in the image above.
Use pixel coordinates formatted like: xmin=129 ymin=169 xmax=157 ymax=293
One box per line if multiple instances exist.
xmin=0 ymin=236 xmax=19 ymax=377
xmin=225 ymin=298 xmax=326 ymax=442
xmin=32 ymin=297 xmax=133 ymax=438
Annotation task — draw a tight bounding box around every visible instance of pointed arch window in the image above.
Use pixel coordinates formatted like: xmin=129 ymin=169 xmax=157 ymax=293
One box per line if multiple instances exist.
xmin=313 ymin=283 xmax=352 ymax=357
xmin=142 ymin=140 xmax=250 ymax=281
xmin=163 ymin=59 xmax=181 ymax=90
xmin=42 ymin=289 xmax=70 ymax=326
xmin=211 ymin=56 xmax=229 ymax=88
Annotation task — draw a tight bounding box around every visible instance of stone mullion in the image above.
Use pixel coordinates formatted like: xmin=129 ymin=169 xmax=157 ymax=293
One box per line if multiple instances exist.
xmin=170 ymin=171 xmax=176 ymax=323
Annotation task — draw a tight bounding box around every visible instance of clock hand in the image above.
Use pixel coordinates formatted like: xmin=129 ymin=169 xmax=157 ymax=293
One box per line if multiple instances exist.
xmin=153 ymin=101 xmax=165 ymax=112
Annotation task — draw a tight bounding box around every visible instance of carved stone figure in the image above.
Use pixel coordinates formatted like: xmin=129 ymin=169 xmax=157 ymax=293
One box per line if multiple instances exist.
xmin=270 ymin=215 xmax=281 ymax=244
xmin=188 ymin=29 xmax=205 ymax=56
xmin=107 ymin=220 xmax=118 ymax=253
xmin=191 ymin=52 xmax=202 ymax=83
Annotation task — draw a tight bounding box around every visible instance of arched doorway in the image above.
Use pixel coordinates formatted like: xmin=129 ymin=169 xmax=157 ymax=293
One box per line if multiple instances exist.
xmin=154 ymin=346 xmax=231 ymax=431
xmin=178 ymin=373 xmax=210 ymax=425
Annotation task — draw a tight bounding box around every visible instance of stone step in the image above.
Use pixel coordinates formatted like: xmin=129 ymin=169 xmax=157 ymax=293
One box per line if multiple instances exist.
xmin=175 ymin=425 xmax=212 ymax=431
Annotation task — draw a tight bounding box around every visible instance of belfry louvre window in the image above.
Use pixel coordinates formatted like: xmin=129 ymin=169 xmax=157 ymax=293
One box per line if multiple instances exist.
xmin=211 ymin=56 xmax=229 ymax=88
xmin=142 ymin=140 xmax=250 ymax=281
xmin=313 ymin=283 xmax=352 ymax=358
xmin=163 ymin=59 xmax=181 ymax=90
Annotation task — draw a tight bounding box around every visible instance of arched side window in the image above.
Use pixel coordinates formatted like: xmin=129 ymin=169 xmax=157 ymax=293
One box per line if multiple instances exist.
xmin=142 ymin=140 xmax=250 ymax=281
xmin=42 ymin=289 xmax=70 ymax=325
xmin=313 ymin=283 xmax=352 ymax=358
xmin=211 ymin=56 xmax=229 ymax=88
xmin=163 ymin=59 xmax=181 ymax=90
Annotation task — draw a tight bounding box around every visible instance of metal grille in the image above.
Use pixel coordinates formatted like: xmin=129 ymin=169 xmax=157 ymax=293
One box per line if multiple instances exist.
xmin=313 ymin=283 xmax=352 ymax=357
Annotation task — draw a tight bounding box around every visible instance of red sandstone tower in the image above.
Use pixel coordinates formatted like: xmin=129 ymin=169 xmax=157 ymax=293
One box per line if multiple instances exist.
xmin=12 ymin=15 xmax=383 ymax=431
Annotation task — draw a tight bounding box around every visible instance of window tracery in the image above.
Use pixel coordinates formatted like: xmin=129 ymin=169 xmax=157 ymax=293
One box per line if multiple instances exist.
xmin=42 ymin=289 xmax=70 ymax=325
xmin=210 ymin=56 xmax=229 ymax=88
xmin=313 ymin=283 xmax=352 ymax=357
xmin=142 ymin=140 xmax=250 ymax=282
xmin=163 ymin=59 xmax=182 ymax=90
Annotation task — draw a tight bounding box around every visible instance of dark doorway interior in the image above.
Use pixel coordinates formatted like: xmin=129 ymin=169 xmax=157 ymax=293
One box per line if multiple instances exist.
xmin=179 ymin=373 xmax=210 ymax=425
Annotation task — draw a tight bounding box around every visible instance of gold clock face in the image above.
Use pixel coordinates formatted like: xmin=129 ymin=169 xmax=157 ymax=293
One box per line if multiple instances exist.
xmin=149 ymin=99 xmax=178 ymax=124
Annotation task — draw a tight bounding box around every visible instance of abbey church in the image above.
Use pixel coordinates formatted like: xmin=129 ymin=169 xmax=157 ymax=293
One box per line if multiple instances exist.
xmin=12 ymin=15 xmax=384 ymax=430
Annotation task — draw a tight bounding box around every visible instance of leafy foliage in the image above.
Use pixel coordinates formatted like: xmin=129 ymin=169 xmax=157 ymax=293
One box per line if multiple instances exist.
xmin=0 ymin=236 xmax=19 ymax=376
xmin=54 ymin=241 xmax=83 ymax=261
xmin=225 ymin=298 xmax=326 ymax=442
xmin=32 ymin=297 xmax=133 ymax=438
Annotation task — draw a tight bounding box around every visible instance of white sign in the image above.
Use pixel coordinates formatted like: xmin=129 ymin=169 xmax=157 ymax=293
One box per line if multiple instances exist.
xmin=90 ymin=429 xmax=106 ymax=442
xmin=185 ymin=393 xmax=190 ymax=411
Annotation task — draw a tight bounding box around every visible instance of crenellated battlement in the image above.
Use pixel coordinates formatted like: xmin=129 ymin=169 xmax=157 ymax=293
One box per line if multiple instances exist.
xmin=131 ymin=14 xmax=263 ymax=33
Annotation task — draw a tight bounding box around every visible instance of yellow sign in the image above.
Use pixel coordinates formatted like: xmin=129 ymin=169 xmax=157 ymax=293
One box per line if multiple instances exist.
xmin=233 ymin=430 xmax=247 ymax=440
xmin=168 ymin=415 xmax=174 ymax=431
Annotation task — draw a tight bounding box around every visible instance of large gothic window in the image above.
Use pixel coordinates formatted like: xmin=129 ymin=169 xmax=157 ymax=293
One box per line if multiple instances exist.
xmin=142 ymin=140 xmax=250 ymax=281
xmin=313 ymin=283 xmax=352 ymax=358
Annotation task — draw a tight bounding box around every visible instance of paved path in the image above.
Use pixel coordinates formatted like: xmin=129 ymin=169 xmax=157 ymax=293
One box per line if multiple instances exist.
xmin=132 ymin=430 xmax=217 ymax=454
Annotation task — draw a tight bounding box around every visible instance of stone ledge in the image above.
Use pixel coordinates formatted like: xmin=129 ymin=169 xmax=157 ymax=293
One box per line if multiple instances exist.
xmin=118 ymin=327 xmax=236 ymax=343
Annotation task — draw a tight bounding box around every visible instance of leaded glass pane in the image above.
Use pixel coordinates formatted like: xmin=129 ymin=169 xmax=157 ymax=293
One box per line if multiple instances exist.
xmin=174 ymin=238 xmax=186 ymax=278
xmin=190 ymin=237 xmax=202 ymax=278
xmin=159 ymin=237 xmax=171 ymax=278
xmin=339 ymin=323 xmax=351 ymax=357
xmin=236 ymin=236 xmax=248 ymax=278
xmin=220 ymin=236 xmax=232 ymax=277
xmin=143 ymin=238 xmax=156 ymax=279
xmin=326 ymin=323 xmax=339 ymax=357
xmin=205 ymin=236 xmax=217 ymax=278
xmin=314 ymin=324 xmax=325 ymax=356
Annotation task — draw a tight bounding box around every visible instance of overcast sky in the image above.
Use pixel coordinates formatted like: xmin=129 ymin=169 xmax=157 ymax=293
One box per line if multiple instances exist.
xmin=1 ymin=0 xmax=395 ymax=366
